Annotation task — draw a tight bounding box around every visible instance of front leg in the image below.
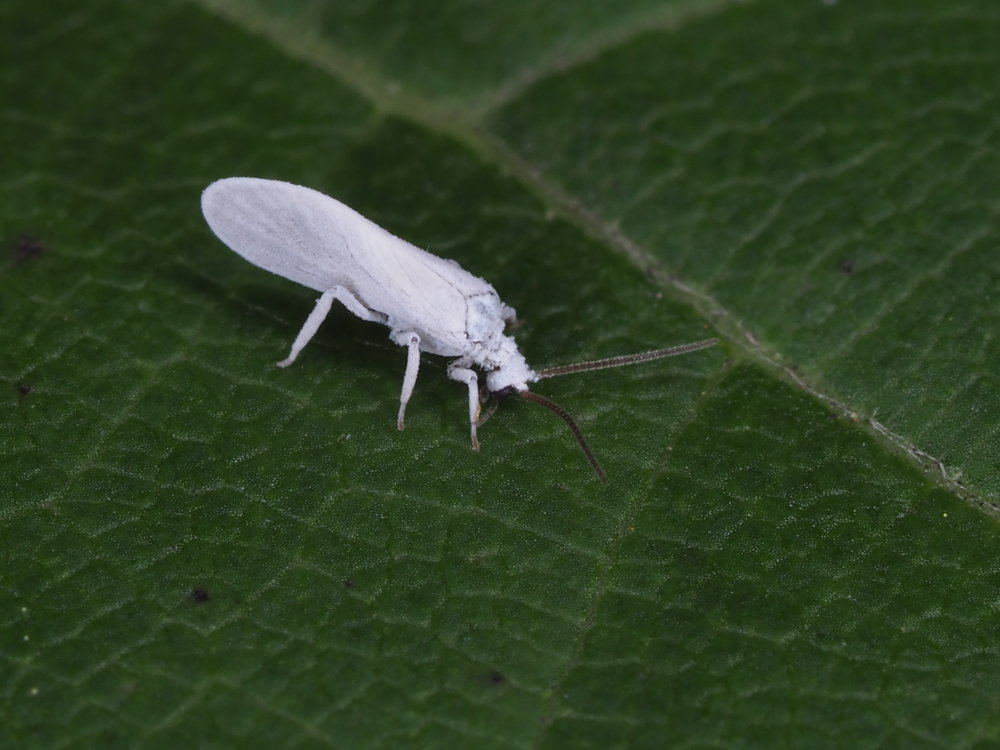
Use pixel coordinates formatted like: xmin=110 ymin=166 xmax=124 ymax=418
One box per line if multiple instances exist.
xmin=447 ymin=361 xmax=481 ymax=452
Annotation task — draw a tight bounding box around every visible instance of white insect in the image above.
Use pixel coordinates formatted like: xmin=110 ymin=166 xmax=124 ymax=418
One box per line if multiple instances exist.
xmin=201 ymin=177 xmax=716 ymax=481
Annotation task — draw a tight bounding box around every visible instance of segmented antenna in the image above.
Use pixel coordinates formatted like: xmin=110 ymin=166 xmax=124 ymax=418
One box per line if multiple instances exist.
xmin=519 ymin=390 xmax=607 ymax=483
xmin=536 ymin=338 xmax=718 ymax=379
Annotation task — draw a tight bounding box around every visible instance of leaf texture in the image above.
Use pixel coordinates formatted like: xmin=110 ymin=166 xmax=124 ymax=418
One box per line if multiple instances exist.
xmin=2 ymin=1 xmax=999 ymax=748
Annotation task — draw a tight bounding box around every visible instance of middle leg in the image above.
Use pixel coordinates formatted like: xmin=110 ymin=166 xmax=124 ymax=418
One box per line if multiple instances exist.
xmin=447 ymin=361 xmax=481 ymax=452
xmin=390 ymin=330 xmax=421 ymax=431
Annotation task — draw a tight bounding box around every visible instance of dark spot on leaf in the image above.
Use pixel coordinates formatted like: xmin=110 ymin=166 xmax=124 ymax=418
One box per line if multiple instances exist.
xmin=13 ymin=236 xmax=45 ymax=262
xmin=487 ymin=670 xmax=505 ymax=685
xmin=343 ymin=579 xmax=354 ymax=589
xmin=16 ymin=383 xmax=32 ymax=395
xmin=838 ymin=259 xmax=854 ymax=274
xmin=191 ymin=588 xmax=210 ymax=603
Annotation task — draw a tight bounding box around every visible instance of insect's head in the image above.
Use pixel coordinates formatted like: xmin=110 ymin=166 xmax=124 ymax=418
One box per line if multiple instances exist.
xmin=483 ymin=346 xmax=534 ymax=394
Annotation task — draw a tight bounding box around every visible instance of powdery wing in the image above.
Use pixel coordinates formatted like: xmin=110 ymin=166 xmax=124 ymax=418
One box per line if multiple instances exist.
xmin=201 ymin=178 xmax=500 ymax=346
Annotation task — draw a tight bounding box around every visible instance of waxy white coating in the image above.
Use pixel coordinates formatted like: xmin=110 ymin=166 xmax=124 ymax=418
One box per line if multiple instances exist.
xmin=201 ymin=177 xmax=535 ymax=450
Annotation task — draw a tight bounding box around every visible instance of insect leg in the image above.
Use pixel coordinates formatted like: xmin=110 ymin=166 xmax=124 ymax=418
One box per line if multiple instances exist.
xmin=277 ymin=286 xmax=383 ymax=368
xmin=447 ymin=363 xmax=481 ymax=452
xmin=392 ymin=331 xmax=421 ymax=431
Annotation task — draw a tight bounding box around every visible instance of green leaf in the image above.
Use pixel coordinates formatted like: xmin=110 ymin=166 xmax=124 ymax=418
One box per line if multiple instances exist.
xmin=2 ymin=1 xmax=998 ymax=748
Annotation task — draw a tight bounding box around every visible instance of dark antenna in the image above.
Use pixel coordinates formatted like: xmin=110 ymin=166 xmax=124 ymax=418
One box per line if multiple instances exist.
xmin=480 ymin=338 xmax=717 ymax=482
xmin=537 ymin=338 xmax=718 ymax=379
xmin=519 ymin=390 xmax=607 ymax=483
xmin=525 ymin=337 xmax=717 ymax=481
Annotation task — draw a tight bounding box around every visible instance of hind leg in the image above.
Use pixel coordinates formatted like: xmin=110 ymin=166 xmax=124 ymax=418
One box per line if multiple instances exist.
xmin=277 ymin=286 xmax=384 ymax=367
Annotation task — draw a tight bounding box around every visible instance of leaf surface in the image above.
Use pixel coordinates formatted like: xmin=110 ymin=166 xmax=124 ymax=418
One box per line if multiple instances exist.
xmin=2 ymin=1 xmax=998 ymax=748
